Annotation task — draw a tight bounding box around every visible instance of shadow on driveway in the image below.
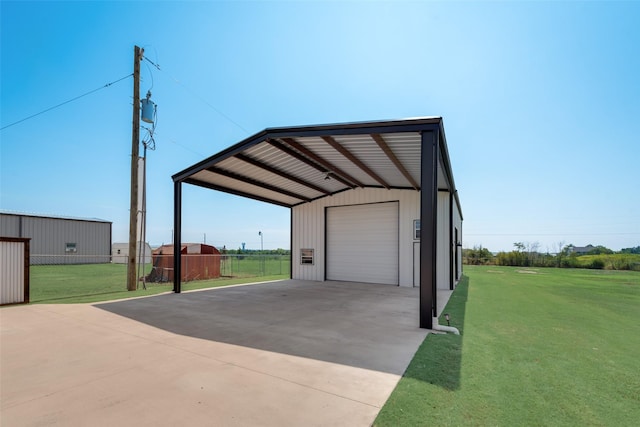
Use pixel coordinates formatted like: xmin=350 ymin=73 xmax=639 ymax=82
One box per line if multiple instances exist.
xmin=95 ymin=280 xmax=429 ymax=375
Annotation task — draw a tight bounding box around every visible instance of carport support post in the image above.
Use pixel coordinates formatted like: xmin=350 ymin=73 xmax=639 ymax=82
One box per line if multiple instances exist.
xmin=419 ymin=129 xmax=439 ymax=329
xmin=173 ymin=180 xmax=182 ymax=293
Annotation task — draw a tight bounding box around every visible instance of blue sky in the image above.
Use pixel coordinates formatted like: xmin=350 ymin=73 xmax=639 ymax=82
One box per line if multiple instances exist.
xmin=1 ymin=1 xmax=639 ymax=252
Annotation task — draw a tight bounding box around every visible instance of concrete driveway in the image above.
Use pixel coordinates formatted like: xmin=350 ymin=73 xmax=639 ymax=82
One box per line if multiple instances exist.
xmin=1 ymin=280 xmax=433 ymax=426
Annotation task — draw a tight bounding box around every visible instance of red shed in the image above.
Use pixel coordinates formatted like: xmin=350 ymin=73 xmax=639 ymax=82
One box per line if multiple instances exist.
xmin=147 ymin=243 xmax=221 ymax=282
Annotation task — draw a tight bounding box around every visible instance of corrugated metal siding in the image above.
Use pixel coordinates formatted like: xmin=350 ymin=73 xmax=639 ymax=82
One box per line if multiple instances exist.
xmin=1 ymin=214 xmax=21 ymax=237
xmin=1 ymin=214 xmax=111 ymax=264
xmin=292 ymin=188 xmax=419 ymax=286
xmin=0 ymin=240 xmax=26 ymax=305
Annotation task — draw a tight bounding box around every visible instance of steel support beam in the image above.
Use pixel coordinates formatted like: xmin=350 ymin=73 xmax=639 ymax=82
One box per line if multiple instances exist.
xmin=206 ymin=166 xmax=310 ymax=203
xmin=280 ymin=137 xmax=364 ymax=188
xmin=173 ymin=180 xmax=182 ymax=293
xmin=266 ymin=139 xmax=355 ymax=189
xmin=420 ymin=129 xmax=439 ymax=329
xmin=371 ymin=133 xmax=420 ymax=190
xmin=320 ymin=135 xmax=390 ymax=189
xmin=235 ymin=153 xmax=330 ymax=195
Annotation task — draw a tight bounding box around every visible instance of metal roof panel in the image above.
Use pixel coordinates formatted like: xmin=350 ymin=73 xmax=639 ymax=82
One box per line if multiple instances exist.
xmin=174 ymin=117 xmax=459 ymax=210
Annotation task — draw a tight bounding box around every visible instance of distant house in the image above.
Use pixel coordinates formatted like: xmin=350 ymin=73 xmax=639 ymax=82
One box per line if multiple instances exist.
xmin=147 ymin=243 xmax=221 ymax=282
xmin=0 ymin=211 xmax=111 ymax=265
xmin=571 ymin=244 xmax=595 ymax=255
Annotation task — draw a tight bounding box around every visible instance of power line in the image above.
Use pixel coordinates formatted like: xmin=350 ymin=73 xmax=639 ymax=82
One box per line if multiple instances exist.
xmin=143 ymin=57 xmax=250 ymax=134
xmin=1 ymin=74 xmax=133 ymax=131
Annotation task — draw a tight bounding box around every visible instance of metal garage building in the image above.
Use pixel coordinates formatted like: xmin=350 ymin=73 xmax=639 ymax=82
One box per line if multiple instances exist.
xmin=0 ymin=211 xmax=111 ymax=264
xmin=172 ymin=117 xmax=462 ymax=329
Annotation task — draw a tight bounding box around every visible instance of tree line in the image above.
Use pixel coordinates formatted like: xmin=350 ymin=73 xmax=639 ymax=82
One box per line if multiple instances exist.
xmin=463 ymin=243 xmax=640 ymax=271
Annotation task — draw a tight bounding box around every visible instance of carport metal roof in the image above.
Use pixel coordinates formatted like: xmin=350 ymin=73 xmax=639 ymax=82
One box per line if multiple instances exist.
xmin=172 ymin=117 xmax=461 ymax=210
xmin=172 ymin=117 xmax=462 ymax=330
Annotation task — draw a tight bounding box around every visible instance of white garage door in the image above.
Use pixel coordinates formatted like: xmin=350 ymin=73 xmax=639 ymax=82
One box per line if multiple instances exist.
xmin=326 ymin=202 xmax=399 ymax=285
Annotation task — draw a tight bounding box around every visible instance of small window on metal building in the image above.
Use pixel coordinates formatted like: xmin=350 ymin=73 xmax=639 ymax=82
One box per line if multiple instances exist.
xmin=413 ymin=220 xmax=421 ymax=240
xmin=65 ymin=243 xmax=77 ymax=253
xmin=300 ymin=248 xmax=314 ymax=265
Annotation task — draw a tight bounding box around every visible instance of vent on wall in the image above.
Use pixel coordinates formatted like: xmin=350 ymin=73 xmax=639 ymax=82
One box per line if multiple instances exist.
xmin=300 ymin=248 xmax=314 ymax=265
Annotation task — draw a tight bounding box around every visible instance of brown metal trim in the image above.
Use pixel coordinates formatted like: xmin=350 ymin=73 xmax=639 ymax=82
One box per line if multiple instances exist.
xmin=234 ymin=153 xmax=330 ymax=195
xmin=0 ymin=238 xmax=30 ymax=305
xmin=371 ymin=133 xmax=420 ymax=190
xmin=23 ymin=238 xmax=30 ymax=303
xmin=266 ymin=139 xmax=355 ymax=189
xmin=321 ymin=136 xmax=390 ymax=189
xmin=206 ymin=166 xmax=310 ymax=203
xmin=0 ymin=237 xmax=31 ymax=243
xmin=280 ymin=137 xmax=365 ymax=188
xmin=265 ymin=118 xmax=442 ymax=139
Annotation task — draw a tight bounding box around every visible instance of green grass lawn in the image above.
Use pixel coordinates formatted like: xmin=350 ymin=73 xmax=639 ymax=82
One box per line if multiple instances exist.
xmin=29 ymin=259 xmax=289 ymax=304
xmin=375 ymin=265 xmax=640 ymax=426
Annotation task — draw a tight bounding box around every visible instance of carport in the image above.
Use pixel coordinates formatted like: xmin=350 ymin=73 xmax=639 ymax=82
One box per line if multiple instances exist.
xmin=172 ymin=117 xmax=463 ymax=329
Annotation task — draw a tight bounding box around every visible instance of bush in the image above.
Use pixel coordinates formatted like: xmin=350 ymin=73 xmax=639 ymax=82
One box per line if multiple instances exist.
xmin=463 ymin=246 xmax=494 ymax=265
xmin=561 ymin=256 xmax=578 ymax=268
xmin=589 ymin=258 xmax=605 ymax=269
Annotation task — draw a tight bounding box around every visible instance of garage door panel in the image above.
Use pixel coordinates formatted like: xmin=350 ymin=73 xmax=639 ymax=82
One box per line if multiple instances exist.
xmin=326 ymin=202 xmax=399 ymax=285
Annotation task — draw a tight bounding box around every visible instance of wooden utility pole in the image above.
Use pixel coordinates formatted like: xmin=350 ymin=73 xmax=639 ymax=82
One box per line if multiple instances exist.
xmin=127 ymin=46 xmax=143 ymax=291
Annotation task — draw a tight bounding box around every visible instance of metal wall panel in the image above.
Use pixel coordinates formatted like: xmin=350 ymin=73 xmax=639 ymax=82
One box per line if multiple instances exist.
xmin=1 ymin=214 xmax=111 ymax=264
xmin=1 ymin=214 xmax=22 ymax=237
xmin=0 ymin=240 xmax=27 ymax=305
xmin=437 ymin=191 xmax=451 ymax=290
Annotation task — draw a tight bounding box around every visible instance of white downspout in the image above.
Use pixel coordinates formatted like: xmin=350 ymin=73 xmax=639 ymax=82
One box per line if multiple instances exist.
xmin=432 ymin=317 xmax=460 ymax=335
